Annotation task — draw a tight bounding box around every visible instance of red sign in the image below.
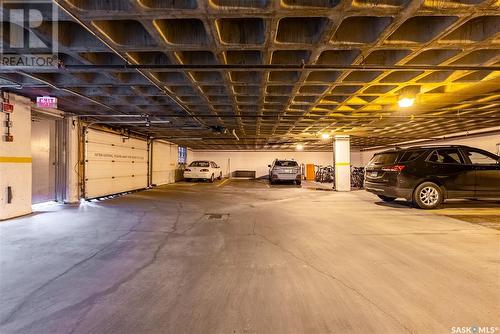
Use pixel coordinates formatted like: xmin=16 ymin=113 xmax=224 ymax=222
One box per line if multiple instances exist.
xmin=1 ymin=102 xmax=14 ymax=113
xmin=36 ymin=96 xmax=58 ymax=108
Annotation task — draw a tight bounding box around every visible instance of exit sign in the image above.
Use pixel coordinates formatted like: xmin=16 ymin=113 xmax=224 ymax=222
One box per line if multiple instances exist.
xmin=36 ymin=96 xmax=58 ymax=108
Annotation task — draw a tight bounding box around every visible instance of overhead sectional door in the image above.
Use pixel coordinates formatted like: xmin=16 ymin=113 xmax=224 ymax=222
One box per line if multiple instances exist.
xmin=152 ymin=140 xmax=178 ymax=186
xmin=85 ymin=129 xmax=148 ymax=199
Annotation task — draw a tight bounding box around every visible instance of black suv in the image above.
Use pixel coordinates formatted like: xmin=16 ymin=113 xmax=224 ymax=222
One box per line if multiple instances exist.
xmin=364 ymin=145 xmax=500 ymax=209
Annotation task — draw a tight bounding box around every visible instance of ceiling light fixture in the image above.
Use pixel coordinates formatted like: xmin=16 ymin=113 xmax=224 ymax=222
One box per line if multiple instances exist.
xmin=398 ymin=97 xmax=415 ymax=108
xmin=321 ymin=133 xmax=330 ymax=140
xmin=296 ymin=144 xmax=304 ymax=150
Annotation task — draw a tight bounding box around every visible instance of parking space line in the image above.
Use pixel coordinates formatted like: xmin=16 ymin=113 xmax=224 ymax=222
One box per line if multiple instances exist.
xmin=216 ymin=178 xmax=230 ymax=187
xmin=434 ymin=209 xmax=500 ymax=216
xmin=179 ymin=182 xmax=197 ymax=186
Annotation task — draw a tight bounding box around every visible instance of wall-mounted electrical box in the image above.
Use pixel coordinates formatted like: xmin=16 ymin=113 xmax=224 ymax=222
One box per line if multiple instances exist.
xmin=4 ymin=135 xmax=14 ymax=142
xmin=1 ymin=102 xmax=14 ymax=113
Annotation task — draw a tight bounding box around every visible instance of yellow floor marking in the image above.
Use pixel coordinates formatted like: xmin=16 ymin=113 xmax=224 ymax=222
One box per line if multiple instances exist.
xmin=435 ymin=209 xmax=500 ymax=216
xmin=216 ymin=178 xmax=230 ymax=187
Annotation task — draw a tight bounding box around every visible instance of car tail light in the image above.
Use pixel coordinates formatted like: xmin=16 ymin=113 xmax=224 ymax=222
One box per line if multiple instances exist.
xmin=200 ymin=169 xmax=209 ymax=172
xmin=382 ymin=165 xmax=406 ymax=172
xmin=184 ymin=169 xmax=191 ymax=172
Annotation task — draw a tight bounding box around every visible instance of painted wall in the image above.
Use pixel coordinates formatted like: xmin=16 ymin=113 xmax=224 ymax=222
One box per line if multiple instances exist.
xmin=187 ymin=148 xmax=194 ymax=164
xmin=191 ymin=150 xmax=336 ymax=178
xmin=0 ymin=94 xmax=32 ymax=220
xmin=152 ymin=140 xmax=178 ymax=185
xmin=356 ymin=132 xmax=500 ymax=166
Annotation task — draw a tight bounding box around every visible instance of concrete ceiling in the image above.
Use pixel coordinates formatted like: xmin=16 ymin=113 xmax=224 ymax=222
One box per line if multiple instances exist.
xmin=1 ymin=0 xmax=499 ymax=149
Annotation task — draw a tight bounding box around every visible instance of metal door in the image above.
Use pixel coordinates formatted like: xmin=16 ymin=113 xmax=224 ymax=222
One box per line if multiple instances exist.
xmin=31 ymin=116 xmax=56 ymax=203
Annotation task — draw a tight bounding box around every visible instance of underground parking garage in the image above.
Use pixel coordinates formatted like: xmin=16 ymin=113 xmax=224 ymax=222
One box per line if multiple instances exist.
xmin=1 ymin=0 xmax=500 ymax=333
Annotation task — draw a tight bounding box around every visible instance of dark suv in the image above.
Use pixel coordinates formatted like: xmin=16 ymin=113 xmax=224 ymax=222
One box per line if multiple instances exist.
xmin=364 ymin=145 xmax=500 ymax=209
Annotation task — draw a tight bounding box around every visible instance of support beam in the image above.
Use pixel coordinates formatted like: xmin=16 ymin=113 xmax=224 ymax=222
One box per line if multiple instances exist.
xmin=334 ymin=135 xmax=350 ymax=192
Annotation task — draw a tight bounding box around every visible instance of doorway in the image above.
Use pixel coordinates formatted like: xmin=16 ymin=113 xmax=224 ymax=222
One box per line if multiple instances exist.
xmin=31 ymin=112 xmax=65 ymax=204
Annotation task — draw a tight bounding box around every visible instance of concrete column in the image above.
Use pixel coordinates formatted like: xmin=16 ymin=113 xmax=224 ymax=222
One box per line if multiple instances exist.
xmin=0 ymin=94 xmax=32 ymax=220
xmin=65 ymin=117 xmax=80 ymax=203
xmin=334 ymin=135 xmax=350 ymax=192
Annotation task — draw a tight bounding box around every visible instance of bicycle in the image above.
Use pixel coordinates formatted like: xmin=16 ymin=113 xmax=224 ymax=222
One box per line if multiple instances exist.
xmin=315 ymin=165 xmax=335 ymax=183
xmin=351 ymin=166 xmax=365 ymax=188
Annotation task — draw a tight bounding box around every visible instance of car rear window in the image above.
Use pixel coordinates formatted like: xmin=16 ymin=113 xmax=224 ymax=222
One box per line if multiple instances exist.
xmin=369 ymin=152 xmax=398 ymax=165
xmin=275 ymin=160 xmax=298 ymax=167
xmin=398 ymin=150 xmax=425 ymax=162
xmin=189 ymin=161 xmax=210 ymax=167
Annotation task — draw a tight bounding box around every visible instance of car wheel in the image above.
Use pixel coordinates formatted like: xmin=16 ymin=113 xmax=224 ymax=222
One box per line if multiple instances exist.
xmin=377 ymin=195 xmax=396 ymax=202
xmin=218 ymin=172 xmax=222 ymax=180
xmin=413 ymin=182 xmax=443 ymax=209
xmin=209 ymin=174 xmax=215 ymax=183
xmin=296 ymin=179 xmax=302 ymax=185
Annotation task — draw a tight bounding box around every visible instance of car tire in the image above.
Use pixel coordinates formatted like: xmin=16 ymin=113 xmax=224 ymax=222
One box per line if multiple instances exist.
xmin=413 ymin=182 xmax=443 ymax=209
xmin=296 ymin=180 xmax=302 ymax=185
xmin=209 ymin=174 xmax=215 ymax=183
xmin=378 ymin=195 xmax=396 ymax=202
xmin=218 ymin=172 xmax=222 ymax=180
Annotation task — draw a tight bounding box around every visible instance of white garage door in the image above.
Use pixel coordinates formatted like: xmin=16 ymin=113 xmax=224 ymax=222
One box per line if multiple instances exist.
xmin=85 ymin=129 xmax=148 ymax=199
xmin=152 ymin=140 xmax=178 ymax=186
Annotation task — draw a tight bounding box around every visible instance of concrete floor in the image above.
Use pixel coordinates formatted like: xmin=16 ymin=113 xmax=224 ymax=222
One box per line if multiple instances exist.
xmin=1 ymin=180 xmax=499 ymax=334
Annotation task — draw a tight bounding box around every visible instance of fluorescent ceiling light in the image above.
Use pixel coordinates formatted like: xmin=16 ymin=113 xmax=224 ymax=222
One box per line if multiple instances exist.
xmin=398 ymin=97 xmax=415 ymax=108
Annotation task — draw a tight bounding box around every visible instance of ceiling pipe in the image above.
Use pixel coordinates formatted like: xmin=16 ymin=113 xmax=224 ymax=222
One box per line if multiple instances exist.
xmin=71 ymin=112 xmax=500 ymax=119
xmin=86 ymin=121 xmax=170 ymax=125
xmin=53 ymin=1 xmax=128 ymax=63
xmin=83 ymin=121 xmax=171 ymax=136
xmin=361 ymin=127 xmax=500 ymax=151
xmin=77 ymin=114 xmax=147 ymax=118
xmin=62 ymin=64 xmax=500 ymax=71
xmin=53 ymin=0 xmax=206 ymax=128
xmin=152 ymin=137 xmax=204 ymax=141
xmin=16 ymin=71 xmax=120 ymax=112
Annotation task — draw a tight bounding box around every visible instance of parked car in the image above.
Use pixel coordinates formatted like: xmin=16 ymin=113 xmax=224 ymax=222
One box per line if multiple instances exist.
xmin=268 ymin=159 xmax=302 ymax=185
xmin=364 ymin=145 xmax=500 ymax=209
xmin=184 ymin=161 xmax=222 ymax=182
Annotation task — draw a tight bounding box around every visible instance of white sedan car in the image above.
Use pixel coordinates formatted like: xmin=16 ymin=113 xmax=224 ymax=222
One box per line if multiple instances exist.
xmin=184 ymin=161 xmax=222 ymax=182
